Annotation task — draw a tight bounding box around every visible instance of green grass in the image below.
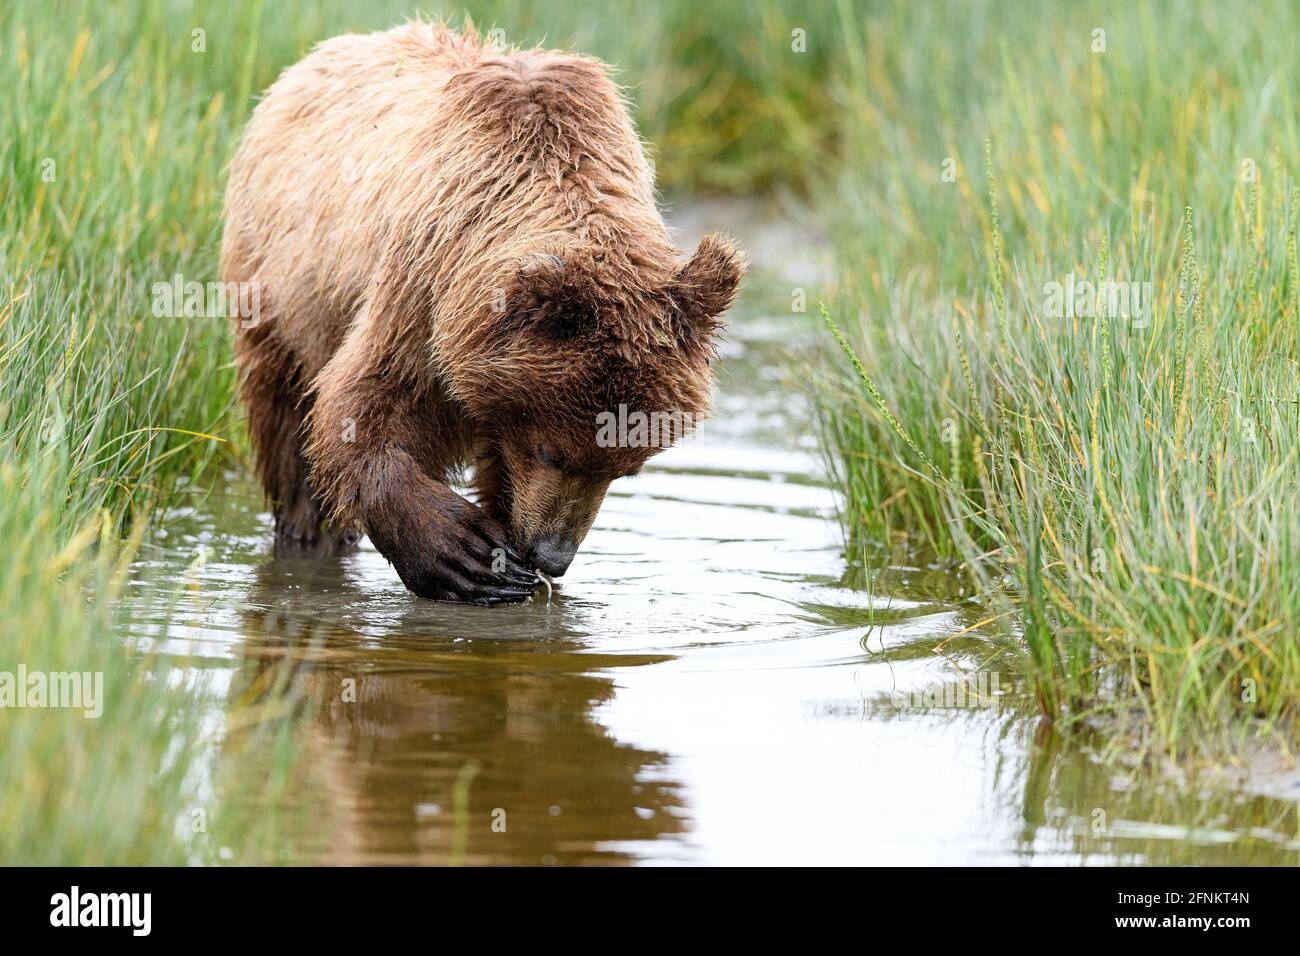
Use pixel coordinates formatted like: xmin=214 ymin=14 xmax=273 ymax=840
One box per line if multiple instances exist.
xmin=813 ymin=0 xmax=1300 ymax=759
xmin=0 ymin=0 xmax=839 ymax=865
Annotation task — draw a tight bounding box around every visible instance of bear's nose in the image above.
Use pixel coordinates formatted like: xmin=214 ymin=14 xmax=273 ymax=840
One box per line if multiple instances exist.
xmin=528 ymin=537 xmax=577 ymax=578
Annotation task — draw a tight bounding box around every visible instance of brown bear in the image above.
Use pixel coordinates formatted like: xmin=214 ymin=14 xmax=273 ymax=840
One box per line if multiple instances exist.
xmin=220 ymin=22 xmax=743 ymax=604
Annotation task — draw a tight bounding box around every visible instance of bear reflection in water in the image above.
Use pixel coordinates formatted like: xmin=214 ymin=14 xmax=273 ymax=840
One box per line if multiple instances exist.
xmin=224 ymin=554 xmax=688 ymax=865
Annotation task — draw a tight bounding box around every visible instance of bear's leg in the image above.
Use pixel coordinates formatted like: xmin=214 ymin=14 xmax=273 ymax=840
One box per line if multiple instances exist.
xmin=305 ymin=321 xmax=537 ymax=603
xmin=236 ymin=329 xmax=359 ymax=556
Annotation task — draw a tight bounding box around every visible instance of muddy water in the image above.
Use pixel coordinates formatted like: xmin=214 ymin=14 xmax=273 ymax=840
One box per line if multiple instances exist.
xmin=123 ymin=206 xmax=1299 ymax=865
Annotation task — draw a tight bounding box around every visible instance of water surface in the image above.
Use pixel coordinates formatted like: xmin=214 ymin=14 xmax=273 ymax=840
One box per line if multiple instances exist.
xmin=123 ymin=205 xmax=1300 ymax=865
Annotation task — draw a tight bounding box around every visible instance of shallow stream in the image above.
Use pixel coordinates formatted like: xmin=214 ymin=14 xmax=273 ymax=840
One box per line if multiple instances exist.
xmin=122 ymin=205 xmax=1299 ymax=865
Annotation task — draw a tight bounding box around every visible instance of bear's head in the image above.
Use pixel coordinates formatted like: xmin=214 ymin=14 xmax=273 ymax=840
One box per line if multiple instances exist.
xmin=439 ymin=233 xmax=744 ymax=577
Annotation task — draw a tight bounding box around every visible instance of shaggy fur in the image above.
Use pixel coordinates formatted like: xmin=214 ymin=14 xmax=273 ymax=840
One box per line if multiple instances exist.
xmin=220 ymin=22 xmax=744 ymax=603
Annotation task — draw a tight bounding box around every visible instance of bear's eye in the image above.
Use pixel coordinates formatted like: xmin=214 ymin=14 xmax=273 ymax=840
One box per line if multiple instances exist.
xmin=536 ymin=444 xmax=567 ymax=471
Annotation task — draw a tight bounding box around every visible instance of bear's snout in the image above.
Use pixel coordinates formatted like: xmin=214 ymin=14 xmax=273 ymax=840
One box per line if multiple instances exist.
xmin=527 ymin=536 xmax=577 ymax=578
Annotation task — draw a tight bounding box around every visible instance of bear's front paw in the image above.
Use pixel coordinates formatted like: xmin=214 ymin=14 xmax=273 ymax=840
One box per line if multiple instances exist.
xmin=371 ymin=493 xmax=539 ymax=605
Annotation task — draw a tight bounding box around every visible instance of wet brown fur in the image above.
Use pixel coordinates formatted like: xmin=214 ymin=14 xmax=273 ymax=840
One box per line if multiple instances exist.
xmin=220 ymin=22 xmax=743 ymax=601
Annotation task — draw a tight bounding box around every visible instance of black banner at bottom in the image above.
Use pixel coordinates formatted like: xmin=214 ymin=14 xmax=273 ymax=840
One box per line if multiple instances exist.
xmin=0 ymin=865 xmax=1288 ymax=941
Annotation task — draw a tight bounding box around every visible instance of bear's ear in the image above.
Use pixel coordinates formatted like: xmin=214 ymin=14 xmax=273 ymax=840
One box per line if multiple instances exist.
xmin=516 ymin=251 xmax=568 ymax=298
xmin=512 ymin=250 xmax=600 ymax=341
xmin=667 ymin=233 xmax=745 ymax=344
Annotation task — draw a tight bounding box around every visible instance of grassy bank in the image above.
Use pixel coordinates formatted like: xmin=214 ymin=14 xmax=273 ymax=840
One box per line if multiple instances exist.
xmin=813 ymin=0 xmax=1300 ymax=758
xmin=0 ymin=0 xmax=833 ymax=864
